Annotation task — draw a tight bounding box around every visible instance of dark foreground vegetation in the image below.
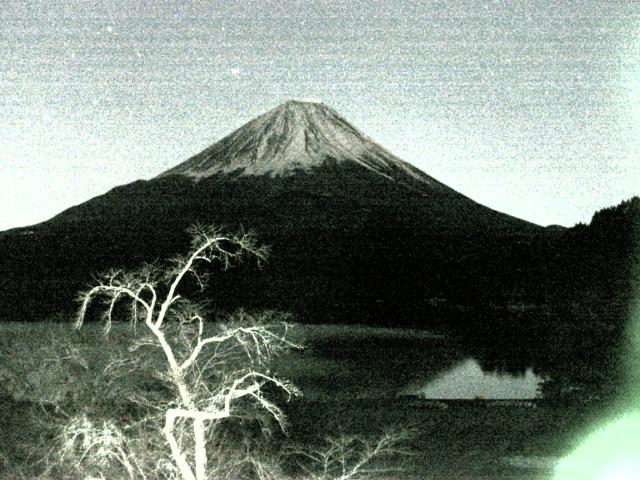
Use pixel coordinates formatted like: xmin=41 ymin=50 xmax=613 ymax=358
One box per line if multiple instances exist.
xmin=1 ymin=228 xmax=416 ymax=480
xmin=0 ymin=321 xmax=617 ymax=480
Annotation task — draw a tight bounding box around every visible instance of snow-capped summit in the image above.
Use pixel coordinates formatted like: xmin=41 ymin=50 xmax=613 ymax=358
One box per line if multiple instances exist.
xmin=159 ymin=100 xmax=443 ymax=188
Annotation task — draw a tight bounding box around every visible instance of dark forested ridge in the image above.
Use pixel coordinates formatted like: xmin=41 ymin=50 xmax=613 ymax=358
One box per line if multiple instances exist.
xmin=550 ymin=196 xmax=639 ymax=319
xmin=0 ymin=164 xmax=542 ymax=324
xmin=1 ymin=165 xmax=636 ymax=335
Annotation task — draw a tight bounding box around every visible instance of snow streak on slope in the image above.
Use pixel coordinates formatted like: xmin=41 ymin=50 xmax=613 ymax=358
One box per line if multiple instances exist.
xmin=160 ymin=100 xmax=446 ymax=189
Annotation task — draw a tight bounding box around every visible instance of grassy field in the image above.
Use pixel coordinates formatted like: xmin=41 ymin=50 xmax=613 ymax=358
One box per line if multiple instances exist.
xmin=0 ymin=321 xmax=609 ymax=479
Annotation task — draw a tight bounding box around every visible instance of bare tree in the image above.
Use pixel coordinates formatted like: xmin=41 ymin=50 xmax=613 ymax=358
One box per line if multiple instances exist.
xmin=292 ymin=430 xmax=412 ymax=480
xmin=75 ymin=225 xmax=301 ymax=480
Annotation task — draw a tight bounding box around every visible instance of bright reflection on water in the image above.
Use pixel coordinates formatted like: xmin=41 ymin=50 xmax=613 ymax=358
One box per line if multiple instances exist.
xmin=404 ymin=358 xmax=542 ymax=400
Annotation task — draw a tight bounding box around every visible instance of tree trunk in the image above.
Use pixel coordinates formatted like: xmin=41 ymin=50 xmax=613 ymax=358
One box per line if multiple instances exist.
xmin=194 ymin=418 xmax=207 ymax=480
xmin=163 ymin=411 xmax=196 ymax=480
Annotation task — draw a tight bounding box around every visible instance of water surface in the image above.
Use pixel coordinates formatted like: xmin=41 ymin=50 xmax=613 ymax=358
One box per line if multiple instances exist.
xmin=402 ymin=358 xmax=542 ymax=400
xmin=281 ymin=324 xmax=544 ymax=400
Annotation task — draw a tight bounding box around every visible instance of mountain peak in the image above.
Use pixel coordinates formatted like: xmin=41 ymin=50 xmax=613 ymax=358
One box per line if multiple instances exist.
xmin=159 ymin=101 xmax=442 ymax=188
xmin=279 ymin=98 xmax=325 ymax=108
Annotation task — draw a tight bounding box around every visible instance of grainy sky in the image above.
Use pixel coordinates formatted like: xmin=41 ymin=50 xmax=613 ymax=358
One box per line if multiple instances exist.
xmin=1 ymin=0 xmax=638 ymax=230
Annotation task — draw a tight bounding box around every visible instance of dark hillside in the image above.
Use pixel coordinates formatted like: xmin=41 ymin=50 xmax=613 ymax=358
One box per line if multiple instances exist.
xmin=1 ymin=162 xmax=546 ymax=325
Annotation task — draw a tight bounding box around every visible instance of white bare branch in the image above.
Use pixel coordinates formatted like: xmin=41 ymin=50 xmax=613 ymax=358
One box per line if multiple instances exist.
xmin=291 ymin=429 xmax=412 ymax=480
xmin=72 ymin=225 xmax=295 ymax=480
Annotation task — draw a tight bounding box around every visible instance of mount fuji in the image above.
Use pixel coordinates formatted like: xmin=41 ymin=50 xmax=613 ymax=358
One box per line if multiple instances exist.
xmin=0 ymin=101 xmax=549 ymax=324
xmin=161 ymin=100 xmax=446 ymax=185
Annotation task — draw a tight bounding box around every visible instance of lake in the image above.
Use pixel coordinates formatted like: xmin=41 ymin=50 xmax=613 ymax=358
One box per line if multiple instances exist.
xmin=279 ymin=324 xmax=545 ymax=401
xmin=400 ymin=358 xmax=542 ymax=400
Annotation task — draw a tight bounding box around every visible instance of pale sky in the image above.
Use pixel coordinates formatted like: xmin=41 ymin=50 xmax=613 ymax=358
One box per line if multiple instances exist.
xmin=1 ymin=0 xmax=639 ymax=230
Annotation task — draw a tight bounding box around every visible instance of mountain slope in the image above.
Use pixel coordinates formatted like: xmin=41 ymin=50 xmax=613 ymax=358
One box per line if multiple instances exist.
xmin=50 ymin=101 xmax=536 ymax=234
xmin=1 ymin=101 xmax=547 ymax=324
xmin=160 ymin=100 xmax=446 ymax=188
